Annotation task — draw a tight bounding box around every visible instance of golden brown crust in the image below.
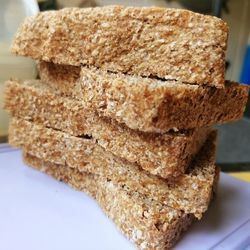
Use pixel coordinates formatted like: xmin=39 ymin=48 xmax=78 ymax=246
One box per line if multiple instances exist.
xmin=5 ymin=79 xmax=210 ymax=178
xmin=23 ymin=152 xmax=198 ymax=249
xmin=11 ymin=6 xmax=228 ymax=87
xmin=9 ymin=118 xmax=217 ymax=218
xmin=39 ymin=61 xmax=249 ymax=132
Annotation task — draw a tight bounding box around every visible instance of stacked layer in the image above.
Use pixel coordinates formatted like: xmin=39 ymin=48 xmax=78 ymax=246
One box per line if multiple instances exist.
xmin=38 ymin=62 xmax=247 ymax=132
xmin=5 ymin=6 xmax=249 ymax=250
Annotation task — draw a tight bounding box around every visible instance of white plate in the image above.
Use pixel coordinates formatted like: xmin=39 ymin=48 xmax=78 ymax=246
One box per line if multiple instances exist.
xmin=0 ymin=147 xmax=250 ymax=250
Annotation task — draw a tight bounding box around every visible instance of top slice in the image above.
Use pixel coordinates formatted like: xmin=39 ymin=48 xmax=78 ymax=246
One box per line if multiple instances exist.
xmin=11 ymin=6 xmax=228 ymax=87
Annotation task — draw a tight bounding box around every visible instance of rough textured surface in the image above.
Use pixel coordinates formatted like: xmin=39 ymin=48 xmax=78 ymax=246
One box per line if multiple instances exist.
xmin=23 ymin=152 xmax=218 ymax=250
xmin=39 ymin=62 xmax=249 ymax=132
xmin=9 ymin=118 xmax=217 ymax=218
xmin=5 ymin=79 xmax=210 ymax=178
xmin=11 ymin=6 xmax=228 ymax=87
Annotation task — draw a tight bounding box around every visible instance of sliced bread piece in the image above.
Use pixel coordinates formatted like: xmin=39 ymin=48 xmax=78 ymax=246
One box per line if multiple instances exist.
xmin=38 ymin=61 xmax=249 ymax=132
xmin=23 ymin=152 xmax=218 ymax=249
xmin=9 ymin=118 xmax=218 ymax=219
xmin=5 ymin=79 xmax=209 ymax=178
xmin=11 ymin=6 xmax=228 ymax=87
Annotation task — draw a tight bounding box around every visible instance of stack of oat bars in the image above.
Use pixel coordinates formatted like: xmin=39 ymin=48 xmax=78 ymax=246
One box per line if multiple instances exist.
xmin=5 ymin=6 xmax=249 ymax=250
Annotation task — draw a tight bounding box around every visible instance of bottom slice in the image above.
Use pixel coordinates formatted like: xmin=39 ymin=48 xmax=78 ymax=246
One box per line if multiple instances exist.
xmin=23 ymin=152 xmax=219 ymax=250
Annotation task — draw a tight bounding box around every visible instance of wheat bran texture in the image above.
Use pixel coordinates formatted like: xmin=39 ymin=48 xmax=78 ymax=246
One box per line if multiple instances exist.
xmin=9 ymin=118 xmax=217 ymax=218
xmin=5 ymin=79 xmax=211 ymax=178
xmin=23 ymin=152 xmax=218 ymax=249
xmin=12 ymin=6 xmax=228 ymax=87
xmin=38 ymin=62 xmax=249 ymax=132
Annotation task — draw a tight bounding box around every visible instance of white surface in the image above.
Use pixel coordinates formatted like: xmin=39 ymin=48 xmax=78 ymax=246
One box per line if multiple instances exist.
xmin=0 ymin=147 xmax=250 ymax=250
